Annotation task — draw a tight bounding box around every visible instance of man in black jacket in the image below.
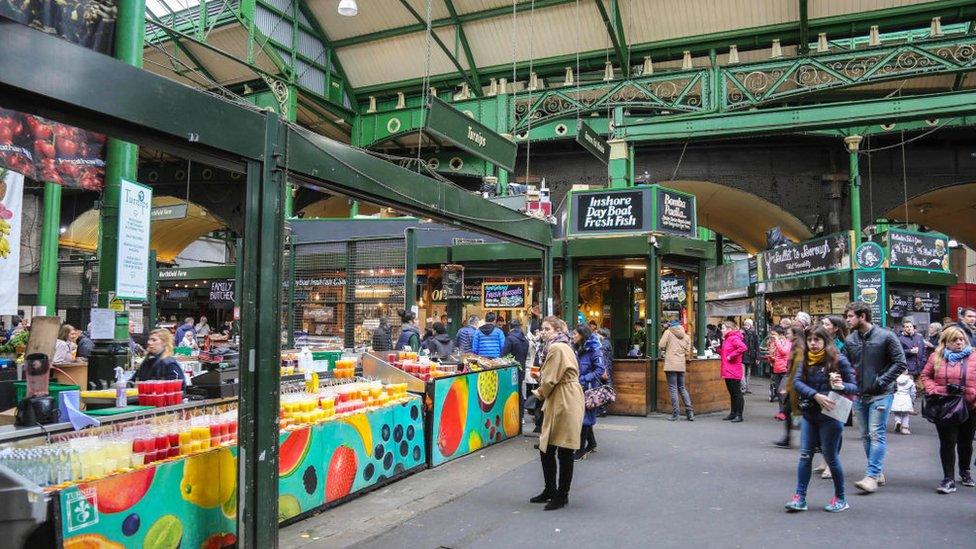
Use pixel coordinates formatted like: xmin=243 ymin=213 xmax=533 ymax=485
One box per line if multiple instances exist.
xmin=954 ymin=307 xmax=976 ymax=347
xmin=741 ymin=318 xmax=759 ymax=394
xmin=501 ymin=319 xmax=529 ymax=366
xmin=844 ymin=301 xmax=907 ymax=494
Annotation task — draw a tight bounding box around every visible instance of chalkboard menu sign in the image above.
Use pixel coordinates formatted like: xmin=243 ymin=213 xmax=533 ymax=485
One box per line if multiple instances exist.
xmin=885 ymin=229 xmax=950 ymax=272
xmin=655 ymin=187 xmax=697 ymax=237
xmin=209 ymin=280 xmax=235 ymax=302
xmin=569 ymin=188 xmax=651 ymax=235
xmin=853 ymin=270 xmax=886 ymax=326
xmin=660 ymin=276 xmax=687 ymax=308
xmin=758 ymin=233 xmax=851 ymax=281
xmin=442 ymin=264 xmax=464 ymax=299
xmin=482 ymin=282 xmax=527 ymax=309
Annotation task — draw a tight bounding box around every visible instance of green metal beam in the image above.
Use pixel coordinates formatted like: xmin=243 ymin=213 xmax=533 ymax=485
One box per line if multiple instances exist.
xmin=353 ymin=0 xmax=976 ymax=97
xmin=397 ymin=0 xmax=483 ymax=96
xmin=593 ymin=0 xmax=628 ymax=77
xmin=443 ymin=0 xmax=482 ymax=90
xmin=146 ymin=11 xmax=220 ymax=83
xmin=798 ymin=0 xmax=809 ymax=55
xmin=618 ymin=89 xmax=976 ymax=142
xmin=37 ymin=182 xmax=61 ymax=312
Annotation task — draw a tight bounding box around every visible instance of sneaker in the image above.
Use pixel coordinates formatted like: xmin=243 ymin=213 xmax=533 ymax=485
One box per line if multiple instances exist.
xmin=686 ymin=411 xmax=695 ymax=421
xmin=543 ymin=495 xmax=568 ymax=511
xmin=855 ymin=476 xmax=878 ymax=493
xmin=901 ymin=428 xmax=911 ymax=435
xmin=774 ymin=412 xmax=786 ymax=421
xmin=821 ymin=468 xmax=833 ymax=480
xmin=730 ymin=416 xmax=743 ymax=423
xmin=773 ymin=438 xmax=791 ymax=448
xmin=894 ymin=421 xmax=901 ymax=433
xmin=813 ymin=462 xmax=827 ymax=474
xmin=784 ymin=494 xmax=807 ymax=512
xmin=722 ymin=413 xmax=736 ymax=421
xmin=938 ymin=478 xmax=957 ymax=494
xmin=960 ymin=472 xmax=975 ymax=487
xmin=669 ymin=413 xmax=679 ymax=421
xmin=529 ymin=491 xmax=553 ymax=503
xmin=877 ymin=473 xmax=886 ymax=486
xmin=824 ymin=497 xmax=849 ymax=513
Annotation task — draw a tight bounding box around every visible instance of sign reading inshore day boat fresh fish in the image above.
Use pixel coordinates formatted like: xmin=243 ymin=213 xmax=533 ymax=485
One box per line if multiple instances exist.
xmin=758 ymin=233 xmax=852 ymax=281
xmin=570 ymin=188 xmax=649 ymax=235
xmin=481 ymin=282 xmax=527 ymax=309
xmin=884 ymin=228 xmax=950 ymax=272
xmin=424 ymin=96 xmax=516 ymax=172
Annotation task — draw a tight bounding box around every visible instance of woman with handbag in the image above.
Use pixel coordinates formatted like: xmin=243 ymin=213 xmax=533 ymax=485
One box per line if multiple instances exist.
xmin=572 ymin=324 xmax=607 ymax=460
xmin=660 ymin=320 xmax=693 ymax=421
xmin=919 ymin=326 xmax=976 ymax=494
xmin=784 ymin=326 xmax=858 ymax=513
xmin=530 ymin=316 xmax=584 ymax=510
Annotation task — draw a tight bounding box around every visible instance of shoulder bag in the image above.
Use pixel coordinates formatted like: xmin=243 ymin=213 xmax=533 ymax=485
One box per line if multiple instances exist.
xmin=922 ymin=359 xmax=970 ymax=425
xmin=584 ymin=382 xmax=616 ymax=410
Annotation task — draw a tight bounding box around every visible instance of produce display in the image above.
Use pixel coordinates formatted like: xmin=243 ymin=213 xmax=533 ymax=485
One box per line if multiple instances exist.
xmin=279 ymin=380 xmax=409 ymax=429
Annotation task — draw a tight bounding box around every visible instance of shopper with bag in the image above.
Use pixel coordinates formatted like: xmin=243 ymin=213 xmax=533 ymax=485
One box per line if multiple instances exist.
xmin=784 ymin=326 xmax=858 ymax=513
xmin=660 ymin=320 xmax=693 ymax=421
xmin=530 ymin=317 xmax=584 ymax=511
xmin=573 ymin=324 xmax=607 ymax=460
xmin=919 ymin=326 xmax=976 ymax=494
xmin=720 ymin=320 xmax=748 ymax=422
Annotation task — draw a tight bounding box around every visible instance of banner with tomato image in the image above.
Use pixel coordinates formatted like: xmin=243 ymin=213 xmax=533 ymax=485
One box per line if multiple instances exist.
xmin=0 ymin=0 xmax=115 ymax=190
xmin=0 ymin=168 xmax=22 ymax=315
xmin=431 ymin=365 xmax=522 ymax=467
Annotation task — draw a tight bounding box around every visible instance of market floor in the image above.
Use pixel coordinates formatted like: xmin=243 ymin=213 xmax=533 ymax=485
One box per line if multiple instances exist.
xmin=280 ymin=382 xmax=976 ymax=548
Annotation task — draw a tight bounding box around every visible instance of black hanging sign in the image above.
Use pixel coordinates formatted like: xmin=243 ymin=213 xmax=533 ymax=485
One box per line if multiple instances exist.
xmin=757 ymin=233 xmax=852 ymax=281
xmin=853 ymin=270 xmax=886 ymax=326
xmin=569 ymin=188 xmax=651 ymax=236
xmin=482 ymin=282 xmax=527 ymax=309
xmin=575 ymin=120 xmax=609 ymax=165
xmin=442 ymin=264 xmax=464 ymax=299
xmin=654 ymin=186 xmax=697 ymax=237
xmin=209 ymin=280 xmax=235 ymax=302
xmin=885 ymin=229 xmax=950 ymax=272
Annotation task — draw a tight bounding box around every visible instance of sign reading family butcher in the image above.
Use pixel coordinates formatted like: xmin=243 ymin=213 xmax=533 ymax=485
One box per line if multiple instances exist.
xmin=758 ymin=232 xmax=852 ymax=281
xmin=482 ymin=282 xmax=527 ymax=309
xmin=884 ymin=228 xmax=950 ymax=272
xmin=569 ymin=188 xmax=651 ymax=236
xmin=654 ymin=187 xmax=697 ymax=237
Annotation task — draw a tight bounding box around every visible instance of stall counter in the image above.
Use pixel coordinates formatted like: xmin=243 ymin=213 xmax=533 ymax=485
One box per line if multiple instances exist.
xmin=607 ymin=358 xmax=728 ymax=416
xmin=654 ymin=358 xmax=728 ymax=414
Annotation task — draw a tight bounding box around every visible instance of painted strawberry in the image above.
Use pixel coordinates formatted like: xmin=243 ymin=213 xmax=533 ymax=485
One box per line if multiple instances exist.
xmin=324 ymin=445 xmax=357 ymax=502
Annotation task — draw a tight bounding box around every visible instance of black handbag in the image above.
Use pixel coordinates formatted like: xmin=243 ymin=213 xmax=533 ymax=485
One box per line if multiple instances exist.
xmin=923 ymin=359 xmax=970 ymax=425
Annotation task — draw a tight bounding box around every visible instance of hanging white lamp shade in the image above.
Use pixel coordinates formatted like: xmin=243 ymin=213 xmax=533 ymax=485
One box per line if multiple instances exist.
xmin=869 ymin=25 xmax=881 ymax=47
xmin=930 ymin=17 xmax=944 ymax=37
xmin=681 ymin=50 xmax=693 ymax=70
xmin=727 ymin=45 xmax=739 ymax=64
xmin=338 ymin=0 xmax=358 ymax=16
xmin=429 ymin=86 xmax=437 ymax=97
xmin=603 ymin=61 xmax=614 ymax=81
xmin=770 ymin=39 xmax=782 ymax=59
xmin=642 ymin=56 xmax=653 ymax=75
xmin=563 ymin=67 xmax=574 ymax=87
xmin=816 ymin=33 xmax=829 ymax=53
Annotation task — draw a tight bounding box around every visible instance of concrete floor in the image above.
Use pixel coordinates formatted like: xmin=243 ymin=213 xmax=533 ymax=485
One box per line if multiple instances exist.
xmin=280 ymin=383 xmax=976 ymax=548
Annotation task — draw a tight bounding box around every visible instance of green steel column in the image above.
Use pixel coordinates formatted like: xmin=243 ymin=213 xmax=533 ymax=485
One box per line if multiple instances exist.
xmin=404 ymin=228 xmax=417 ymax=311
xmin=696 ymin=259 xmax=707 ymax=356
xmin=715 ymin=233 xmax=725 ymax=265
xmin=238 ymin=115 xmax=284 ymax=548
xmin=845 ymin=135 xmax=863 ymax=246
xmin=147 ymin=250 xmax=157 ymax=332
xmin=561 ymin=258 xmax=577 ymax=326
xmin=37 ymin=182 xmax=61 ymax=311
xmin=97 ymin=0 xmax=145 ymax=307
xmin=349 ymin=200 xmax=359 ymax=217
xmin=542 ymin=248 xmax=554 ymax=317
xmin=498 ymin=169 xmax=509 ymax=196
xmin=628 ymin=144 xmax=635 ymax=188
xmin=646 ymin=246 xmax=659 ymax=412
xmin=286 ymin=238 xmax=296 ymax=348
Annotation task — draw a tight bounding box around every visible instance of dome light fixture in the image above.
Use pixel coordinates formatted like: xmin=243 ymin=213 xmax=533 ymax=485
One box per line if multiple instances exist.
xmin=338 ymin=0 xmax=358 ymax=16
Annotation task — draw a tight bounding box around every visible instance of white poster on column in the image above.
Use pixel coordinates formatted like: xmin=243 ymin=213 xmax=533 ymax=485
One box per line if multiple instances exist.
xmin=115 ymin=178 xmax=152 ymax=300
xmin=0 ymin=169 xmax=23 ymax=315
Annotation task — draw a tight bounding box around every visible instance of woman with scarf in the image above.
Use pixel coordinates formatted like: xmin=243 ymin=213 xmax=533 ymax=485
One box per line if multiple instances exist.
xmin=784 ymin=326 xmax=857 ymax=513
xmin=135 ymin=329 xmax=185 ymax=389
xmin=573 ymin=324 xmax=606 ymax=460
xmin=920 ymin=326 xmax=976 ymax=494
xmin=530 ymin=316 xmax=584 ymax=511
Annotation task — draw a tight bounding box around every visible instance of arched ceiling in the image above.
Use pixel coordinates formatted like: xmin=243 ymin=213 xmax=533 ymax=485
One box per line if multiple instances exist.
xmin=299 ymin=196 xmax=382 ymax=218
xmin=665 ymin=180 xmax=813 ymax=254
xmin=59 ymin=195 xmax=225 ymax=263
xmin=885 ymin=182 xmax=976 ymax=249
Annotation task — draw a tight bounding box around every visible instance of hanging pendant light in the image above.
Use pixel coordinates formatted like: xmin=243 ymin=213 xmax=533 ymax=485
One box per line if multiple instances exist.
xmin=816 ymin=33 xmax=829 ymax=53
xmin=681 ymin=51 xmax=693 ymax=70
xmin=770 ymin=39 xmax=782 ymax=59
xmin=338 ymin=0 xmax=358 ymax=16
xmin=642 ymin=56 xmax=653 ymax=75
xmin=603 ymin=61 xmax=615 ymax=81
xmin=727 ymin=45 xmax=739 ymax=64
xmin=868 ymin=25 xmax=881 ymax=47
xmin=429 ymin=86 xmax=437 ymax=98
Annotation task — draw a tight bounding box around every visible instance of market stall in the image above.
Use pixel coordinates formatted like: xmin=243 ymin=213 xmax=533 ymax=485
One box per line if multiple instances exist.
xmin=362 ymin=353 xmax=521 ymax=467
xmin=156 ymin=265 xmax=237 ymax=330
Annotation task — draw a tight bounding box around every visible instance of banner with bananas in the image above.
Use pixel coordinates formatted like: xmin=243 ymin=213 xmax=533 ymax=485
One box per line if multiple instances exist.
xmin=0 ymin=168 xmax=22 ymax=315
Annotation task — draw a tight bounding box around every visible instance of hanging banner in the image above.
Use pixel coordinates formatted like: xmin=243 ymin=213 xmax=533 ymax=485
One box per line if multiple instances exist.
xmin=654 ymin=186 xmax=697 ymax=237
xmin=757 ymin=232 xmax=852 ymax=281
xmin=705 ymin=260 xmax=750 ymax=301
xmin=482 ymin=282 xmax=527 ymax=309
xmin=0 ymin=0 xmax=115 ymax=190
xmin=0 ymin=169 xmax=23 ymax=315
xmin=115 ymin=179 xmax=153 ymax=300
xmin=568 ymin=187 xmax=652 ymax=236
xmin=575 ymin=120 xmax=609 ymax=164
xmin=884 ymin=228 xmax=950 ymax=272
xmin=853 ymin=270 xmax=886 ymax=326
xmin=424 ymin=97 xmax=516 ymax=172
xmin=151 ymin=203 xmax=188 ymax=221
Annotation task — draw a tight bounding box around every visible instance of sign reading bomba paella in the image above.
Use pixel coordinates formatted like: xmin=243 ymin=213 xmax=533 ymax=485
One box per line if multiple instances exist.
xmin=885 ymin=229 xmax=950 ymax=272
xmin=570 ymin=188 xmax=649 ymax=235
xmin=655 ymin=187 xmax=697 ymax=237
xmin=758 ymin=233 xmax=851 ymax=281
xmin=482 ymin=282 xmax=527 ymax=309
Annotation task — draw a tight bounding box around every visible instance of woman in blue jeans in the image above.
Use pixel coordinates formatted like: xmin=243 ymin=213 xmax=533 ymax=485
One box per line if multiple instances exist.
xmin=785 ymin=326 xmax=858 ymax=513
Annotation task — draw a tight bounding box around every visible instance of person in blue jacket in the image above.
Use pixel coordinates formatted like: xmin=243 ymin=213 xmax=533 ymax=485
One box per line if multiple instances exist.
xmin=135 ymin=329 xmax=186 ymax=390
xmin=573 ymin=324 xmax=606 ymax=461
xmin=472 ymin=312 xmax=505 ymax=358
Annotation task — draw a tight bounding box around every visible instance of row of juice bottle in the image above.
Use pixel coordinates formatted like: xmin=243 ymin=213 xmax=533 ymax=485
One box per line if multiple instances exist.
xmin=279 ymin=380 xmax=410 ymax=428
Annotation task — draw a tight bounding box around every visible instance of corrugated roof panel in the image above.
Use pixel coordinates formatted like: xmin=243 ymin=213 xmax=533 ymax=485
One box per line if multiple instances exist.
xmin=453 ymin=0 xmax=516 ymax=14
xmin=256 ymin=5 xmax=294 ymax=47
xmin=263 ymin=0 xmax=294 ymax=16
xmin=463 ymin=2 xmax=607 ymax=69
xmin=625 ymin=0 xmax=795 ymax=45
xmin=309 ymin=0 xmax=450 ymax=42
xmin=809 ymin=0 xmax=931 ymax=18
xmin=336 ymin=28 xmax=464 ymax=87
xmin=297 ymin=60 xmax=327 ymax=95
xmin=297 ymin=28 xmax=327 ymax=61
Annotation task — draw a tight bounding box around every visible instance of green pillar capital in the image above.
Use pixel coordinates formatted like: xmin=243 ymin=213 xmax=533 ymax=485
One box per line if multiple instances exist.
xmin=608 ymin=139 xmax=631 ymax=189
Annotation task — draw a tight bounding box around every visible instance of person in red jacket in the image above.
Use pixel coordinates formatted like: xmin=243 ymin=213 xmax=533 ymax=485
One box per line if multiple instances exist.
xmin=720 ymin=320 xmax=748 ymax=423
xmin=769 ymin=326 xmax=793 ymax=419
xmin=920 ymin=326 xmax=976 ymax=494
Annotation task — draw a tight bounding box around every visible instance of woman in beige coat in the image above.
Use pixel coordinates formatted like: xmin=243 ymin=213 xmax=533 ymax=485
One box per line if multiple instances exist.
xmin=530 ymin=316 xmax=584 ymax=511
xmin=660 ymin=320 xmax=694 ymax=421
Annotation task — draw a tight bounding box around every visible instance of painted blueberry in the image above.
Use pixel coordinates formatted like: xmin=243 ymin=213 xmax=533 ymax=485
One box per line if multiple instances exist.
xmin=302 ymin=465 xmax=317 ymax=495
xmin=382 ymin=424 xmax=391 ymax=441
xmin=121 ymin=513 xmax=140 ymax=536
xmin=383 ymin=452 xmax=394 ymax=470
xmin=393 ymin=425 xmax=404 ymax=442
xmin=399 ymin=440 xmax=408 ymax=457
xmin=363 ymin=463 xmax=375 ymax=481
xmin=406 ymin=425 xmax=415 ymax=441
xmin=412 ymin=446 xmax=421 ymax=461
xmin=374 ymin=444 xmax=385 ymax=460
xmin=410 ymin=406 xmax=419 ymax=420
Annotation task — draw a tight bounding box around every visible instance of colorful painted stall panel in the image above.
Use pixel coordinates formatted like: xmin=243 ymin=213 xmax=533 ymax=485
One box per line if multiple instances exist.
xmin=59 ymin=447 xmax=238 ymax=549
xmin=431 ymin=366 xmax=521 ymax=466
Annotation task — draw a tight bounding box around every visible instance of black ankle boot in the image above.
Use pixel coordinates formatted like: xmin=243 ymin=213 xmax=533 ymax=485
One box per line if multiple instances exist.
xmin=529 ymin=490 xmax=553 ymax=503
xmin=723 ymin=413 xmax=736 ymax=420
xmin=544 ymin=495 xmax=568 ymax=510
xmin=730 ymin=415 xmax=743 ymax=423
xmin=686 ymin=410 xmax=695 ymax=421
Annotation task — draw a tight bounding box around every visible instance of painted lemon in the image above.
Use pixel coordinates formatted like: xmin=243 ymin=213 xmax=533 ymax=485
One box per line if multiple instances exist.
xmin=468 ymin=431 xmax=482 ymax=451
xmin=502 ymin=392 xmax=520 ymax=437
xmin=476 ymin=370 xmax=499 ymax=412
xmin=180 ymin=448 xmax=236 ymax=508
xmin=63 ymin=534 xmax=125 ymax=549
xmin=278 ymin=494 xmax=302 ymax=522
xmin=221 ymin=485 xmax=237 ymax=519
xmin=143 ymin=515 xmax=182 ymax=549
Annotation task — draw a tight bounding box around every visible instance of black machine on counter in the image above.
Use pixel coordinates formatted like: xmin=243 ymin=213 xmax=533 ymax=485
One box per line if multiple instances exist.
xmin=187 ymin=366 xmax=239 ymax=399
